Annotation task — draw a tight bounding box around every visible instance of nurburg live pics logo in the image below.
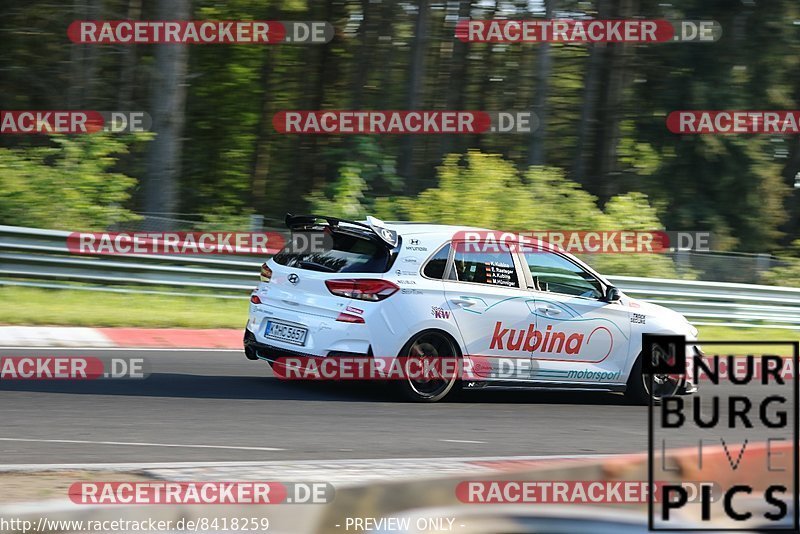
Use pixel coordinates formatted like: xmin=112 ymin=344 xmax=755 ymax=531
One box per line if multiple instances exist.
xmin=645 ymin=335 xmax=799 ymax=531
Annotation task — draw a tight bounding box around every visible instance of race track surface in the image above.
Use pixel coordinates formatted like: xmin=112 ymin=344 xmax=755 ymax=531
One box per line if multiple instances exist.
xmin=0 ymin=348 xmax=780 ymax=464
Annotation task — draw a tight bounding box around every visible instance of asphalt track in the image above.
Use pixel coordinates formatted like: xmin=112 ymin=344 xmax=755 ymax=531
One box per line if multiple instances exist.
xmin=0 ymin=348 xmax=792 ymax=464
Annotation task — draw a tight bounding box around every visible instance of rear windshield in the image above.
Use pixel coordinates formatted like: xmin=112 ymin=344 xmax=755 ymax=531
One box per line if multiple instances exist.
xmin=273 ymin=231 xmax=393 ymax=273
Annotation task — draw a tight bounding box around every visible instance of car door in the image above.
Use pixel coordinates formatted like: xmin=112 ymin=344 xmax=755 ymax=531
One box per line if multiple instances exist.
xmin=519 ymin=247 xmax=631 ymax=385
xmin=442 ymin=242 xmax=536 ymax=381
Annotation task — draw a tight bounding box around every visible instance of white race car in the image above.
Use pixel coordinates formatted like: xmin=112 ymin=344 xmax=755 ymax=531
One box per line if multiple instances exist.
xmin=244 ymin=214 xmax=699 ymax=402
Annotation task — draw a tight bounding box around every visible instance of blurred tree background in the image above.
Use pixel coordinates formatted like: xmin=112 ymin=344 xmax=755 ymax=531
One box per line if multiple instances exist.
xmin=1 ymin=0 xmax=800 ymax=279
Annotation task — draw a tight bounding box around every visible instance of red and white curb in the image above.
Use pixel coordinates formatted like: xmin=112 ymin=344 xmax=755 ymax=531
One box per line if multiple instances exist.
xmin=143 ymin=455 xmax=617 ymax=487
xmin=0 ymin=455 xmax=616 ymax=487
xmin=0 ymin=326 xmax=242 ymax=349
xmin=0 ymin=326 xmax=113 ymax=348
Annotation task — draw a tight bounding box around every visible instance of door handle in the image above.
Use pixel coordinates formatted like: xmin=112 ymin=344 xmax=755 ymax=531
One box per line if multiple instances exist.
xmin=451 ymin=298 xmax=475 ymax=307
xmin=536 ymin=306 xmax=561 ymax=315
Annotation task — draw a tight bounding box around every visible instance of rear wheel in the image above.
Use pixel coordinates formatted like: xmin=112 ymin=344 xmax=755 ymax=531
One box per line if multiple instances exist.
xmin=397 ymin=331 xmax=461 ymax=402
xmin=625 ymin=353 xmax=684 ymax=405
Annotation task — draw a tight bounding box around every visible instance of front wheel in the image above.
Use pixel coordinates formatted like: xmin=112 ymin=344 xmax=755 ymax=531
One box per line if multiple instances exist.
xmin=396 ymin=331 xmax=461 ymax=402
xmin=625 ymin=353 xmax=684 ymax=405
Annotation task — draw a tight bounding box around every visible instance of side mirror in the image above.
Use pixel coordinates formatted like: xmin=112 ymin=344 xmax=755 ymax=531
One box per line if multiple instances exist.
xmin=605 ymin=286 xmax=621 ymax=303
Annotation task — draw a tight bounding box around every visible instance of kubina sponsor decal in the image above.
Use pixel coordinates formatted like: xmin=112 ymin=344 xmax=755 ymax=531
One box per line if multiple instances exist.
xmin=490 ymin=322 xmax=583 ymax=354
xmin=489 ymin=321 xmax=614 ymax=361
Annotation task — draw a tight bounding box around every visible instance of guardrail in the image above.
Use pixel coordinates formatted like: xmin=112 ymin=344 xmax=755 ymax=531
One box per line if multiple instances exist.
xmin=2 ymin=225 xmax=799 ymax=330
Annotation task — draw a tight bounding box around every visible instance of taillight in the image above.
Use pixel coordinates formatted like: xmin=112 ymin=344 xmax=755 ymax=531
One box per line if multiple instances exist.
xmin=325 ymin=279 xmax=399 ymax=301
xmin=336 ymin=312 xmax=365 ymax=323
xmin=250 ymin=294 xmax=262 ymax=304
xmin=260 ymin=263 xmax=272 ymax=283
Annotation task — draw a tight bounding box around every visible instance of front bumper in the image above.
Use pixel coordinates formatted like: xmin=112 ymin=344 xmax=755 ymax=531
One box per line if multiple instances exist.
xmin=679 ymin=344 xmax=703 ymax=394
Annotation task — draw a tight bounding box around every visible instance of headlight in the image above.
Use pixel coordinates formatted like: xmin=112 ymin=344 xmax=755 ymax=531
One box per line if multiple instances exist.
xmin=688 ymin=323 xmax=698 ymax=338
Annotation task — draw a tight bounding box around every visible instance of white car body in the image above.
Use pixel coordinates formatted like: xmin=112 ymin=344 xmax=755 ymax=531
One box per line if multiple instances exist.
xmin=244 ymin=215 xmax=699 ymax=400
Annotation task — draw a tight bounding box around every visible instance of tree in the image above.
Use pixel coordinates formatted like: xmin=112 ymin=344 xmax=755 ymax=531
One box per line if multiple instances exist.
xmin=399 ymin=0 xmax=431 ymax=190
xmin=144 ymin=0 xmax=190 ymax=227
xmin=528 ymin=0 xmax=552 ymax=166
xmin=0 ymin=135 xmax=142 ymax=230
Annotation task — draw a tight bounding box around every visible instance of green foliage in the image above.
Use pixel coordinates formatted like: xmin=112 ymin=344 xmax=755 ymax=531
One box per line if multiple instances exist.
xmin=307 ymin=150 xmax=689 ymax=278
xmin=586 ymin=253 xmax=694 ymax=280
xmin=0 ymin=135 xmax=143 ymax=231
xmin=761 ymin=261 xmax=800 ymax=288
xmin=617 ymin=121 xmax=661 ymax=177
xmin=586 ymin=193 xmax=695 ymax=279
xmin=196 ymin=208 xmax=258 ymax=232
xmin=307 ymin=137 xmax=402 ymax=220
xmin=761 ymin=240 xmax=800 ymax=288
xmin=307 ymin=166 xmax=369 ymax=220
xmin=397 ymin=152 xmax=525 ymax=228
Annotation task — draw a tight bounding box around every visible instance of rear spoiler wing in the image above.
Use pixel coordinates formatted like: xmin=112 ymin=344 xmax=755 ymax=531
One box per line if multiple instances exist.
xmin=285 ymin=213 xmax=399 ymax=247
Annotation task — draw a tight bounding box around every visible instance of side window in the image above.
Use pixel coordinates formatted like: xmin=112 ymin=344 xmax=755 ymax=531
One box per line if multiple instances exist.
xmin=452 ymin=246 xmax=519 ymax=288
xmin=524 ymin=250 xmax=603 ymax=299
xmin=423 ymin=244 xmax=451 ymax=279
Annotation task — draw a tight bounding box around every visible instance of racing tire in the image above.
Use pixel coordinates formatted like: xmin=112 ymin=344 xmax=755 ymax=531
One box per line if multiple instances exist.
xmin=396 ymin=330 xmax=462 ymax=403
xmin=625 ymin=352 xmax=684 ymax=405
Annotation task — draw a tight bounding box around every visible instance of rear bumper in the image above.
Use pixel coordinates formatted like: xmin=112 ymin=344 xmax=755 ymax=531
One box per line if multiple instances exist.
xmin=243 ymin=328 xmax=369 ymax=363
xmin=247 ymin=300 xmax=375 ymax=357
xmin=244 ymin=328 xmax=316 ymax=362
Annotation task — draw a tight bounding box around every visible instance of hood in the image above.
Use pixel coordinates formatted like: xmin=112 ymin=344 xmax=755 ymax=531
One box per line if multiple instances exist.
xmin=624 ymin=295 xmax=697 ymax=337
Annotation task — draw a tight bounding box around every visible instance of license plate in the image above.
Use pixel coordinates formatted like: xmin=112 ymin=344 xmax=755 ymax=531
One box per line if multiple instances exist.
xmin=265 ymin=320 xmax=308 ymax=346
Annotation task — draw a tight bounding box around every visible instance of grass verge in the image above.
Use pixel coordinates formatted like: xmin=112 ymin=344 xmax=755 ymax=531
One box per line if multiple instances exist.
xmin=0 ymin=286 xmax=248 ymax=328
xmin=696 ymin=325 xmax=798 ymax=357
